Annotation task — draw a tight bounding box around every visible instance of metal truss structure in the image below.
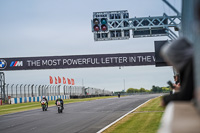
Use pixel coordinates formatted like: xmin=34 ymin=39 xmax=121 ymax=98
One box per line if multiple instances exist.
xmin=93 ymin=13 xmax=181 ymax=41
xmin=92 ymin=0 xmax=181 ymax=41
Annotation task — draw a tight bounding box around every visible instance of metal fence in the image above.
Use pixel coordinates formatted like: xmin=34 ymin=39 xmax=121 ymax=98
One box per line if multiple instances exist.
xmin=2 ymin=84 xmax=113 ymax=99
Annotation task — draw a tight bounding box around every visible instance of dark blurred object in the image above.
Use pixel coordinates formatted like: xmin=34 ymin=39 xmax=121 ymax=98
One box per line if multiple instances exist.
xmin=161 ymin=38 xmax=193 ymax=71
xmin=154 ymin=40 xmax=169 ymax=67
xmin=167 ymin=80 xmax=175 ymax=89
xmin=160 ymin=38 xmax=194 ymax=106
xmin=174 ymin=73 xmax=180 ymax=85
xmin=196 ymin=0 xmax=200 ymax=21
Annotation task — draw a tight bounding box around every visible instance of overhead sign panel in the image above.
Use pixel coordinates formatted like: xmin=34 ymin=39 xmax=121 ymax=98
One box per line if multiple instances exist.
xmin=154 ymin=40 xmax=169 ymax=67
xmin=133 ymin=28 xmax=168 ymax=38
xmin=0 ymin=52 xmax=155 ymax=71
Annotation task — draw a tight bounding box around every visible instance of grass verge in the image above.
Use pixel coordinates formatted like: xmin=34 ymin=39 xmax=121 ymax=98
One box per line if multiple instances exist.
xmin=103 ymin=96 xmax=164 ymax=133
xmin=0 ymin=96 xmax=116 ymax=115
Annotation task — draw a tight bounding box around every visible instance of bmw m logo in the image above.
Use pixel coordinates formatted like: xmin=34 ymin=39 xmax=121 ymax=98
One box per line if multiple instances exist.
xmin=10 ymin=61 xmax=23 ymax=67
xmin=0 ymin=59 xmax=7 ymax=69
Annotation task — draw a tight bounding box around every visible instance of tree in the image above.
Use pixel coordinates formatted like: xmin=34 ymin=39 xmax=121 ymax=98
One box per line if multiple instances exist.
xmin=157 ymin=87 xmax=162 ymax=92
xmin=151 ymin=85 xmax=157 ymax=92
xmin=139 ymin=88 xmax=146 ymax=92
xmin=127 ymin=88 xmax=134 ymax=93
xmin=133 ymin=88 xmax=139 ymax=93
xmin=126 ymin=88 xmax=140 ymax=93
xmin=145 ymin=89 xmax=150 ymax=92
xmin=162 ymin=87 xmax=170 ymax=92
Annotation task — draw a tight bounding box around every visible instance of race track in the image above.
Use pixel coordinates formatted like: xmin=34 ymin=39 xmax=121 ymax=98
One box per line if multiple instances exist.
xmin=0 ymin=94 xmax=162 ymax=133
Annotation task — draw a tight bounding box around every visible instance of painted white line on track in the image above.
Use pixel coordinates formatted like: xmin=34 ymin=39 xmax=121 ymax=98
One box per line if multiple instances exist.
xmin=96 ymin=98 xmax=154 ymax=133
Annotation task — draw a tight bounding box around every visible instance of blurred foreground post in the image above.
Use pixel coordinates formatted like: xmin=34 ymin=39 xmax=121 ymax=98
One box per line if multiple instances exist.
xmin=182 ymin=0 xmax=200 ymax=111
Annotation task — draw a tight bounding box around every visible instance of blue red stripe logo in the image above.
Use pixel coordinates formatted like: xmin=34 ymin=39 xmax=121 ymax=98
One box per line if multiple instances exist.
xmin=10 ymin=61 xmax=23 ymax=67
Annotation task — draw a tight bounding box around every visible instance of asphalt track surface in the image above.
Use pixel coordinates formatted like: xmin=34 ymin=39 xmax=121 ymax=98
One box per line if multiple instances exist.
xmin=0 ymin=94 xmax=162 ymax=133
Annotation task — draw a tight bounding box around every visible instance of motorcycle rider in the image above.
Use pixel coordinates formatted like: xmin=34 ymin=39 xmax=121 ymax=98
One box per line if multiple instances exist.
xmin=55 ymin=98 xmax=64 ymax=109
xmin=118 ymin=93 xmax=120 ymax=98
xmin=42 ymin=96 xmax=48 ymax=108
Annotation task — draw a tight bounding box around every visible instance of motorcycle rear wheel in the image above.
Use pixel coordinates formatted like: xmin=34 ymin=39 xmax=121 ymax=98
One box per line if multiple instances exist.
xmin=58 ymin=108 xmax=60 ymax=113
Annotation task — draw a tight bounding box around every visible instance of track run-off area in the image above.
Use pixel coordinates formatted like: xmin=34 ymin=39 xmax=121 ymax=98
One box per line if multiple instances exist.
xmin=0 ymin=94 xmax=162 ymax=133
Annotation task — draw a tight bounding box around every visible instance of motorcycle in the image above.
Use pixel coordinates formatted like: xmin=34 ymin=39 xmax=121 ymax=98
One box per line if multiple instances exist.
xmin=41 ymin=99 xmax=48 ymax=111
xmin=57 ymin=101 xmax=63 ymax=113
xmin=118 ymin=93 xmax=120 ymax=98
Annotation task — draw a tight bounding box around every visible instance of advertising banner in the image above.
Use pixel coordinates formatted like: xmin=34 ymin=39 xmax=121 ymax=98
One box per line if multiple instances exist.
xmin=0 ymin=52 xmax=155 ymax=71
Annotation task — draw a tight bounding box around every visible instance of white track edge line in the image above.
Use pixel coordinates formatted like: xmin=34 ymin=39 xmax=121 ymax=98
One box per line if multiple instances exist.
xmin=96 ymin=98 xmax=154 ymax=133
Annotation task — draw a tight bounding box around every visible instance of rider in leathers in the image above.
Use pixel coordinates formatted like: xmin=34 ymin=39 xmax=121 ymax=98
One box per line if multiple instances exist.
xmin=42 ymin=96 xmax=48 ymax=108
xmin=55 ymin=98 xmax=64 ymax=109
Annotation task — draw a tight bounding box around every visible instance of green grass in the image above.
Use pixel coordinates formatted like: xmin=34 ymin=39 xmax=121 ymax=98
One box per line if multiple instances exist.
xmin=103 ymin=97 xmax=164 ymax=133
xmin=0 ymin=96 xmax=116 ymax=115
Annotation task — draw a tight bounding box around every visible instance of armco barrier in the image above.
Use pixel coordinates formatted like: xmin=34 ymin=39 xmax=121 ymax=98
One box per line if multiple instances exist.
xmin=10 ymin=95 xmax=70 ymax=104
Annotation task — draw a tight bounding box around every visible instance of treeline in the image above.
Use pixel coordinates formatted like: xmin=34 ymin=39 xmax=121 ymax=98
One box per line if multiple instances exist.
xmin=151 ymin=85 xmax=170 ymax=93
xmin=126 ymin=85 xmax=170 ymax=93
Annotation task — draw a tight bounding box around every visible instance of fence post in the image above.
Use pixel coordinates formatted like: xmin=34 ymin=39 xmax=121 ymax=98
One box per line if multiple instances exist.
xmin=31 ymin=84 xmax=34 ymax=97
xmin=49 ymin=85 xmax=50 ymax=96
xmin=38 ymin=85 xmax=41 ymax=96
xmin=35 ymin=85 xmax=37 ymax=96
xmin=16 ymin=84 xmax=19 ymax=98
xmin=28 ymin=84 xmax=31 ymax=97
xmin=11 ymin=84 xmax=14 ymax=98
xmin=20 ymin=84 xmax=23 ymax=97
xmin=58 ymin=85 xmax=61 ymax=95
xmin=24 ymin=84 xmax=27 ymax=97
xmin=6 ymin=84 xmax=9 ymax=100
xmin=63 ymin=85 xmax=65 ymax=95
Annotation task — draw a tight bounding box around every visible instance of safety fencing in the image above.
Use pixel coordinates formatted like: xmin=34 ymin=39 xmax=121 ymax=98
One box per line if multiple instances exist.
xmin=1 ymin=84 xmax=113 ymax=104
xmin=10 ymin=95 xmax=70 ymax=104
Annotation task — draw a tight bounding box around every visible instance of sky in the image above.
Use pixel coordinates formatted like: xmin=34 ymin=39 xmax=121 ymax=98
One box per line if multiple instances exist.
xmin=0 ymin=0 xmax=182 ymax=92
